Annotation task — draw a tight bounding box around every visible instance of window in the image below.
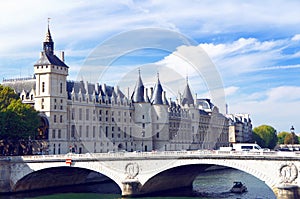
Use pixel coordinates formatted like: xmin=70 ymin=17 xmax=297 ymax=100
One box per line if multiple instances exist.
xmin=52 ymin=130 xmax=56 ymax=138
xmin=54 ymin=115 xmax=57 ymax=123
xmin=156 ymin=132 xmax=159 ymax=138
xmin=71 ymin=108 xmax=75 ymax=120
xmin=112 ymin=127 xmax=114 ymax=132
xmin=79 ymin=125 xmax=82 ymax=137
xmin=58 ymin=130 xmax=61 ymax=138
xmin=105 ymin=126 xmax=108 ymax=137
xmin=86 ymin=109 xmax=89 ymax=120
xmin=86 ymin=126 xmax=89 ymax=137
xmin=142 ymin=115 xmax=144 ymax=119
xmin=60 ymin=115 xmax=63 ymax=123
xmin=93 ymin=126 xmax=96 ymax=138
xmin=60 ymin=82 xmax=63 ymax=93
xmin=42 ymin=82 xmax=45 ymax=92
xmin=71 ymin=125 xmax=76 ymax=138
xmin=79 ymin=108 xmax=82 ymax=120
xmin=41 ymin=98 xmax=44 ymax=109
xmin=99 ymin=126 xmax=102 ymax=138
xmin=142 ymin=123 xmax=145 ymax=129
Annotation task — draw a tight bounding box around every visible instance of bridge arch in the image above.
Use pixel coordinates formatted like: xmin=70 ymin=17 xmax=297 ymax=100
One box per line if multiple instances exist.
xmin=138 ymin=159 xmax=276 ymax=196
xmin=13 ymin=166 xmax=121 ymax=193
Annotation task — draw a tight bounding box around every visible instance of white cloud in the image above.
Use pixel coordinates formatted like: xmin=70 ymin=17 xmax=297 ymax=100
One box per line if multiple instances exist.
xmin=199 ymin=38 xmax=286 ymax=74
xmin=224 ymin=86 xmax=239 ymax=97
xmin=292 ymin=34 xmax=300 ymax=41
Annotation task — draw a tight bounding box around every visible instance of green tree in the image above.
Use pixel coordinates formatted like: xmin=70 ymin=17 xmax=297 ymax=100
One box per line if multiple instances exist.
xmin=0 ymin=85 xmax=39 ymax=140
xmin=253 ymin=125 xmax=278 ymax=149
xmin=277 ymin=131 xmax=290 ymax=144
xmin=284 ymin=132 xmax=299 ymax=144
xmin=0 ymin=85 xmax=19 ymax=109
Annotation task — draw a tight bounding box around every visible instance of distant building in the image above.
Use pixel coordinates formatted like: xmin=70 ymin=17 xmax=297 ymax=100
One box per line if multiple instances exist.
xmin=2 ymin=26 xmax=242 ymax=154
xmin=226 ymin=113 xmax=252 ymax=143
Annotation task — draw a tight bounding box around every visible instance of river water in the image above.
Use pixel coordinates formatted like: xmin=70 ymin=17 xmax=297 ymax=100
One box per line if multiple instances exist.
xmin=2 ymin=168 xmax=276 ymax=199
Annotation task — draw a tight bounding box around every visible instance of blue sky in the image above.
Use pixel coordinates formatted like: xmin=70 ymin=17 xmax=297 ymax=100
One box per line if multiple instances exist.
xmin=1 ymin=0 xmax=300 ymax=132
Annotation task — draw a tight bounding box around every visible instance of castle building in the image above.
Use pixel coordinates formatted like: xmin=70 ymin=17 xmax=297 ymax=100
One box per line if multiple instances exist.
xmin=2 ymin=27 xmax=233 ymax=154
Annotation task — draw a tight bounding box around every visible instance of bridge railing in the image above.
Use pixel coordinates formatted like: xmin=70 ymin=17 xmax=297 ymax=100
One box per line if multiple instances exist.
xmin=2 ymin=150 xmax=300 ymax=162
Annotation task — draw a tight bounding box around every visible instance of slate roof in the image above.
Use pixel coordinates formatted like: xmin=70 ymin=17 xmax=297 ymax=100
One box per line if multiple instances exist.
xmin=151 ymin=76 xmax=163 ymax=105
xmin=66 ymin=81 xmax=126 ymax=102
xmin=131 ymin=73 xmax=145 ymax=103
xmin=196 ymin=99 xmax=214 ymax=110
xmin=181 ymin=82 xmax=194 ymax=105
xmin=2 ymin=77 xmax=36 ymax=95
xmin=35 ymin=53 xmax=68 ymax=67
xmin=35 ymin=27 xmax=68 ymax=68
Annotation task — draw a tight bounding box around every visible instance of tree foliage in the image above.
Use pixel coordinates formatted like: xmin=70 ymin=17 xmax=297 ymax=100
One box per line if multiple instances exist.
xmin=0 ymin=85 xmax=39 ymax=140
xmin=253 ymin=125 xmax=278 ymax=149
xmin=284 ymin=132 xmax=299 ymax=144
xmin=277 ymin=131 xmax=290 ymax=144
xmin=0 ymin=85 xmax=19 ymax=109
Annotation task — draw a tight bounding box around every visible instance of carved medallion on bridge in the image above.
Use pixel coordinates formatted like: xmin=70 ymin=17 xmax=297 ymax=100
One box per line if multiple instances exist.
xmin=279 ymin=163 xmax=298 ymax=183
xmin=125 ymin=163 xmax=139 ymax=179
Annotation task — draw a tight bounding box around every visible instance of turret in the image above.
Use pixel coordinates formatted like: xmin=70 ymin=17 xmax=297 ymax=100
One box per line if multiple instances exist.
xmin=151 ymin=72 xmax=163 ymax=105
xmin=131 ymin=70 xmax=145 ymax=103
xmin=181 ymin=77 xmax=194 ymax=106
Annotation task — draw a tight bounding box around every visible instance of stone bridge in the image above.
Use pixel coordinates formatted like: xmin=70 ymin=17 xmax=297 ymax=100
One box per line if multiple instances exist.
xmin=1 ymin=150 xmax=300 ymax=198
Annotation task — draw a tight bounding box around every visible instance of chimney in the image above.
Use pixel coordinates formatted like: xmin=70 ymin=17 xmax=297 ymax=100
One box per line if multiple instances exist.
xmin=60 ymin=51 xmax=65 ymax=62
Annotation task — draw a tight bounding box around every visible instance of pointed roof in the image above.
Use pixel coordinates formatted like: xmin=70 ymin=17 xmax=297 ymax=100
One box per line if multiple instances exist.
xmin=151 ymin=72 xmax=163 ymax=105
xmin=35 ymin=23 xmax=68 ymax=68
xmin=131 ymin=70 xmax=145 ymax=103
xmin=45 ymin=27 xmax=53 ymax=43
xmin=181 ymin=77 xmax=194 ymax=105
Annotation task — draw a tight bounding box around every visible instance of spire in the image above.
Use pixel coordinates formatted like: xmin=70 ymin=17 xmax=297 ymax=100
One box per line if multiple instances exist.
xmin=131 ymin=70 xmax=145 ymax=103
xmin=181 ymin=77 xmax=194 ymax=106
xmin=151 ymin=72 xmax=164 ymax=105
xmin=43 ymin=18 xmax=54 ymax=55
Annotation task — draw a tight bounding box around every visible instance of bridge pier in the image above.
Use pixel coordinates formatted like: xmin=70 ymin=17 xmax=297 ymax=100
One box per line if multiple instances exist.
xmin=121 ymin=179 xmax=142 ymax=197
xmin=274 ymin=185 xmax=300 ymax=199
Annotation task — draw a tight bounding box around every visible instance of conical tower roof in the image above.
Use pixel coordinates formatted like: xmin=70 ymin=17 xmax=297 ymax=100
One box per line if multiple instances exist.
xmin=131 ymin=70 xmax=145 ymax=103
xmin=151 ymin=73 xmax=163 ymax=105
xmin=45 ymin=27 xmax=53 ymax=43
xmin=181 ymin=77 xmax=194 ymax=105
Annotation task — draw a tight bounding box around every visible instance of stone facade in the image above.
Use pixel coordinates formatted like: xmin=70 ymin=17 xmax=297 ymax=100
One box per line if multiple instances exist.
xmin=1 ymin=27 xmax=244 ymax=154
xmin=226 ymin=113 xmax=253 ymax=143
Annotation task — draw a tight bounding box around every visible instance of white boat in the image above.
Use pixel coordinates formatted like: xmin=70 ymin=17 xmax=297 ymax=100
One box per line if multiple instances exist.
xmin=230 ymin=181 xmax=247 ymax=193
